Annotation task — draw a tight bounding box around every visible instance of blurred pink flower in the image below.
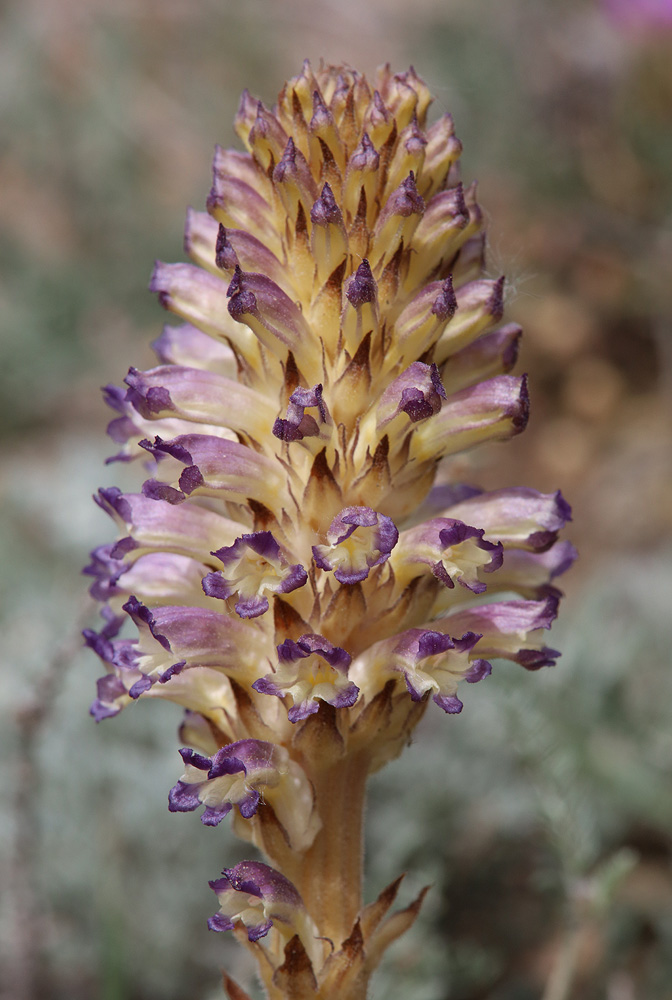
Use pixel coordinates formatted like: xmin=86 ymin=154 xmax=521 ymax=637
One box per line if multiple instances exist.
xmin=603 ymin=0 xmax=672 ymax=32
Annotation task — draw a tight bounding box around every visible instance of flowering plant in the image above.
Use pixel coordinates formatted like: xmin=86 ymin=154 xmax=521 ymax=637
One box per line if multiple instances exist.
xmin=84 ymin=62 xmax=574 ymax=1000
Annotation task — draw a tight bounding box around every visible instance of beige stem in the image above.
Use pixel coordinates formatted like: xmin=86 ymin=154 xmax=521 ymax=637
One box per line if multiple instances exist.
xmin=296 ymin=751 xmax=369 ymax=949
xmin=541 ymin=920 xmax=583 ymax=1000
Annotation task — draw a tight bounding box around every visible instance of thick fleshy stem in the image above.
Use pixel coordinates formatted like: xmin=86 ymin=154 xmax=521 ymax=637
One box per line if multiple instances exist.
xmin=297 ymin=751 xmax=369 ymax=949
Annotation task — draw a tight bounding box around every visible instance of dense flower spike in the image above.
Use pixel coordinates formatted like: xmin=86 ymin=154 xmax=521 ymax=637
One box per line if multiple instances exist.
xmin=86 ymin=62 xmax=573 ymax=1000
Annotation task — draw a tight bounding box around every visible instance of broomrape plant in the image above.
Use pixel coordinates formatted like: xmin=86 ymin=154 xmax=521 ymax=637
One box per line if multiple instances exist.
xmin=84 ymin=62 xmax=575 ymax=1000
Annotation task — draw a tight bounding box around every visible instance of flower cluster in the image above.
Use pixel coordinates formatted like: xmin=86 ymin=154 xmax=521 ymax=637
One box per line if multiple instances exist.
xmin=85 ymin=62 xmax=574 ymax=1000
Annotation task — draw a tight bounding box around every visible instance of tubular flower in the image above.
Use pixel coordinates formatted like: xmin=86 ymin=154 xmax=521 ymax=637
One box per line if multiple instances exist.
xmin=254 ymin=633 xmax=359 ymax=722
xmin=202 ymin=531 xmax=308 ymax=619
xmin=85 ymin=62 xmax=574 ymax=1000
xmin=208 ymin=861 xmax=320 ymax=964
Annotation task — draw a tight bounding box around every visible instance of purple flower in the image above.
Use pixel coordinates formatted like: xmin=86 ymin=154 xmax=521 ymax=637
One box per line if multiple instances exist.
xmin=377 ymin=362 xmax=447 ymax=427
xmin=169 ymin=740 xmax=320 ymax=849
xmin=202 ymin=531 xmax=307 ymax=618
xmin=442 ymin=487 xmax=572 ymax=552
xmin=124 ymin=364 xmax=277 ymax=441
xmin=254 ymin=634 xmax=359 ymax=722
xmin=208 ymin=861 xmax=317 ymax=956
xmin=602 ymin=0 xmax=672 ymax=32
xmin=312 ymin=506 xmax=398 ymax=585
xmin=440 ymin=595 xmax=562 ymax=670
xmin=86 ymin=595 xmax=272 ymax=720
xmin=392 ymin=517 xmax=503 ymax=594
xmin=169 ymin=744 xmax=259 ymax=825
xmin=351 ymin=627 xmax=491 ymax=715
xmin=273 ymin=383 xmax=331 ymax=443
xmin=494 ymin=541 xmax=578 ymax=600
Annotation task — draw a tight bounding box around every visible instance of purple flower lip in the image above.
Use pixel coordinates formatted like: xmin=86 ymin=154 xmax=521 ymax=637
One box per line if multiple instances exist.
xmin=310 ymin=182 xmax=343 ymax=228
xmin=276 ymin=633 xmax=352 ymax=671
xmin=124 ymin=368 xmax=175 ymax=418
xmin=517 ymin=647 xmax=561 ymax=670
xmin=123 ymin=595 xmax=171 ymax=651
xmin=377 ymin=362 xmax=447 ymax=429
xmin=215 ymin=224 xmax=238 ymax=270
xmin=432 ymin=275 xmax=457 ymax=321
xmin=226 ymin=265 xmax=258 ymax=320
xmin=83 ymin=543 xmax=129 ymax=601
xmin=464 ymin=658 xmax=492 ymax=683
xmin=309 ymin=88 xmax=335 ymax=131
xmin=139 ymin=435 xmax=193 ymax=466
xmin=142 ymin=479 xmax=187 ymax=505
xmin=384 ymin=171 xmax=425 ymax=219
xmin=488 ymin=275 xmax=505 ymax=320
xmin=272 ymin=383 xmax=330 ymax=443
xmin=512 ymin=372 xmax=530 ymax=431
xmin=128 ymin=674 xmax=153 ymax=699
xmin=102 ymin=383 xmax=126 ymax=414
xmin=549 ymin=540 xmax=578 ymax=579
xmin=105 ymin=416 xmax=137 ymax=451
xmin=346 ymin=259 xmax=377 ymax=308
xmin=213 ymin=530 xmax=282 ymax=567
xmin=347 ymin=131 xmax=380 ymax=173
xmin=432 ymin=693 xmax=464 ymax=714
xmin=89 ymin=674 xmax=127 ymax=721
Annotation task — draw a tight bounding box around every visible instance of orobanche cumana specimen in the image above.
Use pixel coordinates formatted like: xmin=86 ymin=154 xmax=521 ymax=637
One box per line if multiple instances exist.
xmin=85 ymin=62 xmax=574 ymax=1000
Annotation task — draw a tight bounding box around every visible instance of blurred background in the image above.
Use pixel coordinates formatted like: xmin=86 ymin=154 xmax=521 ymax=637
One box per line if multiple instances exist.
xmin=1 ymin=0 xmax=671 ymax=997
